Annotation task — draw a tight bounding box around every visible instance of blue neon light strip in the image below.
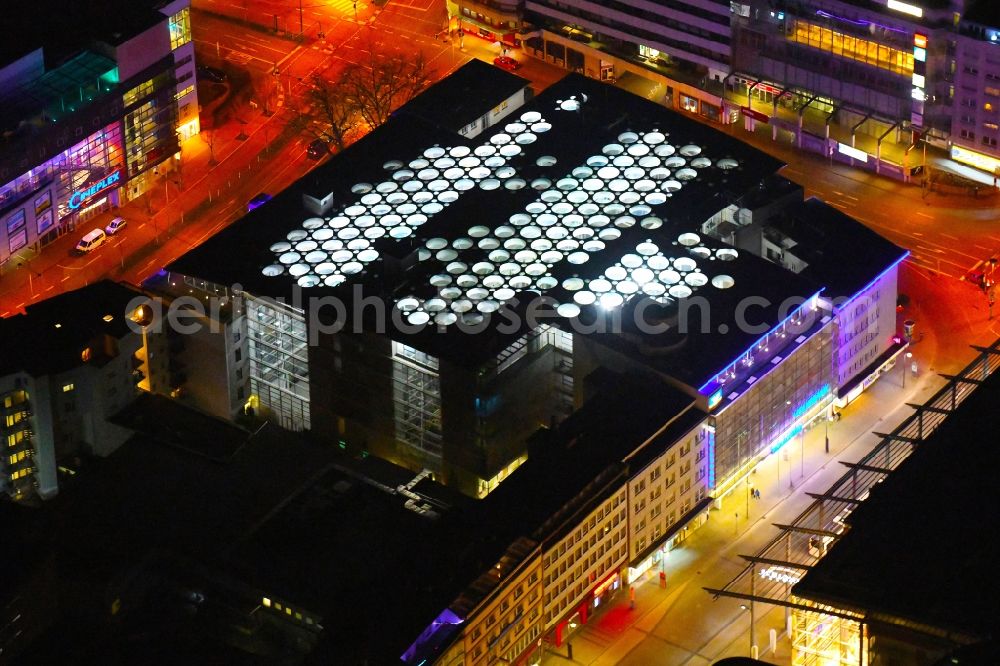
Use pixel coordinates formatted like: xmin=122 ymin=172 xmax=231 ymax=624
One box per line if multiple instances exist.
xmin=697 ymin=290 xmax=824 ymax=394
xmin=706 ymin=426 xmax=716 ymax=490
xmin=833 ymin=251 xmax=909 ymax=311
xmin=770 ymin=425 xmax=802 ymax=454
xmin=815 ymin=9 xmax=907 ymax=34
xmin=793 ymin=384 xmax=830 ymax=419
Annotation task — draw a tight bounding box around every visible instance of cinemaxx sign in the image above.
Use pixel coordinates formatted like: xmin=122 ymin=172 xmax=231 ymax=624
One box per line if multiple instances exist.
xmin=68 ymin=169 xmax=122 ymax=210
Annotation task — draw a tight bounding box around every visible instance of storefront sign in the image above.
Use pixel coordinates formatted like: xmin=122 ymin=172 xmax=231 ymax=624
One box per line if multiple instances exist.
xmin=759 ymin=566 xmax=802 ymax=585
xmin=69 ymin=169 xmax=121 ymax=210
xmin=837 ymin=142 xmax=868 ymax=163
xmin=950 ymin=145 xmax=1000 ymax=173
xmin=888 ymin=0 xmax=922 ymax=18
xmin=740 ymin=106 xmax=769 ymax=124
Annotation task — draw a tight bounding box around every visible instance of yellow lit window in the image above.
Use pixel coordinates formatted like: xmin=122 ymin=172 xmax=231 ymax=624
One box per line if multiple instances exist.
xmin=169 ymin=7 xmax=192 ymax=50
xmin=124 ymin=80 xmax=154 ymax=107
xmin=986 ymin=103 xmax=994 ymax=112
xmin=285 ymin=607 xmax=292 ymax=615
xmin=263 ymin=597 xmax=271 ymax=607
xmin=62 ymin=383 xmax=74 ymax=393
xmin=174 ymin=84 xmax=194 ymax=102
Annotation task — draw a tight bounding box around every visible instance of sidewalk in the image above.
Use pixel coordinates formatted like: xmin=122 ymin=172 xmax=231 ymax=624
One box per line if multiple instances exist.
xmin=541 ymin=298 xmax=945 ymax=666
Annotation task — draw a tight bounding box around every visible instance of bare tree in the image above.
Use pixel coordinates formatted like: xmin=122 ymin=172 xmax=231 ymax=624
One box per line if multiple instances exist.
xmin=201 ymin=128 xmax=219 ymax=166
xmin=288 ymin=75 xmax=357 ymax=153
xmin=339 ymin=48 xmax=434 ymax=130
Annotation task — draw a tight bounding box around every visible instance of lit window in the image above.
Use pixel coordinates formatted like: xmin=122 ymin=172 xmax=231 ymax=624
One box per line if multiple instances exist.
xmin=262 ymin=597 xmax=271 ymax=607
xmin=102 ymin=314 xmax=113 ymax=322
xmin=62 ymin=383 xmax=74 ymax=393
xmin=169 ymin=7 xmax=192 ymax=50
xmin=81 ymin=348 xmax=92 ymax=362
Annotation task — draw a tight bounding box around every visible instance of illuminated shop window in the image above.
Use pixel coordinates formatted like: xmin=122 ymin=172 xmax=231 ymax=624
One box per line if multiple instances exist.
xmin=169 ymin=7 xmax=192 ymax=50
xmin=789 ymin=20 xmax=913 ymax=76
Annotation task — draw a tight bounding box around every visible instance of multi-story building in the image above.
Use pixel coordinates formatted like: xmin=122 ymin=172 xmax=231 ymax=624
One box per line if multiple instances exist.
xmin=0 ymin=0 xmax=197 ymax=266
xmin=0 ymin=281 xmax=154 ymax=502
xmin=624 ymin=411 xmax=714 ymax=584
xmin=165 ymin=70 xmax=905 ymax=505
xmin=950 ymin=3 xmax=1000 ymax=174
xmin=522 ymin=0 xmax=732 ymax=121
xmin=140 ymin=271 xmax=252 ymax=423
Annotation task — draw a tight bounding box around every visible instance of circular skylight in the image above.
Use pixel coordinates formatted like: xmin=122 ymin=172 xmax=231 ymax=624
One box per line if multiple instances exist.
xmin=265 ymin=113 xmax=732 ymax=325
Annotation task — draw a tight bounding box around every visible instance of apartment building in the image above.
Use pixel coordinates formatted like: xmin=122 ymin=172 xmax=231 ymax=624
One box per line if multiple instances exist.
xmin=0 ymin=281 xmax=152 ymax=502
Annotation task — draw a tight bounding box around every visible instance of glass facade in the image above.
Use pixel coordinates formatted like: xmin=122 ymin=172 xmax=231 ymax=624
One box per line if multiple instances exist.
xmin=0 ymin=123 xmax=123 ymax=261
xmin=392 ymin=342 xmax=443 ymax=463
xmin=713 ymin=324 xmax=834 ymax=488
xmin=123 ymin=69 xmax=178 ymax=189
xmin=247 ymin=297 xmax=311 ymax=431
xmin=789 ymin=19 xmax=914 ymax=76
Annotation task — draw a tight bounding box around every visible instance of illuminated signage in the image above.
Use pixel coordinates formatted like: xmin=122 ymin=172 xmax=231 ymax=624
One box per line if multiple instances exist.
xmin=837 ymin=143 xmax=868 ymax=163
xmin=68 ymin=169 xmax=122 ymax=210
xmin=912 ymin=73 xmax=925 ymax=88
xmin=887 ymin=0 xmax=922 ymax=18
xmin=759 ymin=566 xmax=802 ymax=585
xmin=913 ymin=46 xmax=926 ymax=62
xmin=950 ymin=145 xmax=1000 ymax=173
xmin=913 ymin=33 xmax=927 ymax=49
xmin=708 ymin=389 xmax=723 ymax=410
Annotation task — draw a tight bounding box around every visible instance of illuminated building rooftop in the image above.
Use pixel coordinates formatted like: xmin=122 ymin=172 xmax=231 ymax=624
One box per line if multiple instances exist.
xmin=168 ymin=72 xmax=901 ymax=389
xmin=0 ymin=280 xmax=142 ymax=377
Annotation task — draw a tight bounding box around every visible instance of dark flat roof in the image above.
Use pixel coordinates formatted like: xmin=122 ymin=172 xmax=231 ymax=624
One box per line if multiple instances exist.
xmin=794 ymin=369 xmax=1000 ymax=639
xmin=769 ymin=197 xmax=908 ymax=301
xmin=966 ymin=0 xmax=1000 ymax=28
xmin=395 ymin=58 xmax=531 ymax=133
xmin=480 ymin=371 xmax=698 ymax=547
xmin=0 ymin=0 xmax=166 ymax=66
xmin=0 ymin=280 xmax=142 ymax=376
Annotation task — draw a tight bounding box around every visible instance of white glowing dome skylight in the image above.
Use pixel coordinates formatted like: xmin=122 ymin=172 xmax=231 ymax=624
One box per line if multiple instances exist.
xmin=262 ymin=95 xmax=741 ymax=326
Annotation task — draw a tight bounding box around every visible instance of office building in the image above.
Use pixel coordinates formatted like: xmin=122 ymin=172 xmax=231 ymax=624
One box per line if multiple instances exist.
xmin=0 ymin=0 xmax=198 ymax=266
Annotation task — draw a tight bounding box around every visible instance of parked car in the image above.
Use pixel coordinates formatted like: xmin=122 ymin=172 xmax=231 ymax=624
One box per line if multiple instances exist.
xmin=105 ymin=216 xmax=127 ymax=235
xmin=197 ymin=65 xmax=227 ymax=83
xmin=247 ymin=193 xmax=272 ymax=211
xmin=307 ymin=138 xmax=330 ymax=160
xmin=493 ymin=56 xmax=521 ymax=71
xmin=75 ymin=229 xmax=106 ymax=254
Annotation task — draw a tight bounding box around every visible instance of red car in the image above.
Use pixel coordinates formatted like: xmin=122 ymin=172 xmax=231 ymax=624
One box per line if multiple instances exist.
xmin=493 ymin=56 xmax=521 ymax=71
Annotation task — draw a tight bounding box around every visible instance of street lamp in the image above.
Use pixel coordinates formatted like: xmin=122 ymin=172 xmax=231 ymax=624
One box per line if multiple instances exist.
xmin=824 ymin=411 xmax=830 ymax=454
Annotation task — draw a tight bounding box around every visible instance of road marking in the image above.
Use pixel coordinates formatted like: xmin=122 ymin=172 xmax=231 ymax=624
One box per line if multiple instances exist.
xmin=941 ymin=233 xmax=959 ymax=241
xmin=61 ymin=275 xmax=71 ymax=282
xmin=915 ymin=212 xmax=933 ymax=219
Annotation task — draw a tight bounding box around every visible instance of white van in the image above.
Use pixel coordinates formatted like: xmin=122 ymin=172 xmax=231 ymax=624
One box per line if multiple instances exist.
xmin=75 ymin=229 xmax=107 ymax=254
